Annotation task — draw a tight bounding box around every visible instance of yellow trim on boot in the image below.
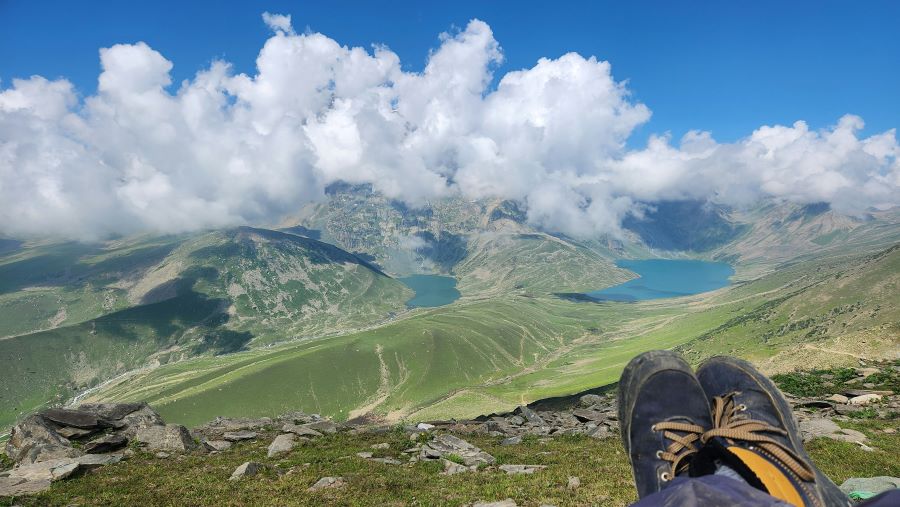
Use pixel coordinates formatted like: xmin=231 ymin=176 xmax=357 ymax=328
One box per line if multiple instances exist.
xmin=729 ymin=446 xmax=805 ymax=507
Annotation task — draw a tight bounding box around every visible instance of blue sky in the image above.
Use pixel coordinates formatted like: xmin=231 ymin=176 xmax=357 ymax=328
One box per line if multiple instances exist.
xmin=2 ymin=0 xmax=898 ymax=143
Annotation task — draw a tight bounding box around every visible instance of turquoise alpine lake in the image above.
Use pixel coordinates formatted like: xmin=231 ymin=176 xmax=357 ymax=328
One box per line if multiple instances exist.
xmin=583 ymin=259 xmax=734 ymax=302
xmin=398 ymin=274 xmax=461 ymax=308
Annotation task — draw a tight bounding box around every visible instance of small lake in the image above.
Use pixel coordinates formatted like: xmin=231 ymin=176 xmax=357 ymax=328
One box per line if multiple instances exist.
xmin=398 ymin=274 xmax=461 ymax=308
xmin=583 ymin=259 xmax=734 ymax=302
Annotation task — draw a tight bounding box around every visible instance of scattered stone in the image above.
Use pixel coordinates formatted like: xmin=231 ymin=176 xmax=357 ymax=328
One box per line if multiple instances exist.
xmin=567 ymin=476 xmax=581 ymax=490
xmin=0 ymin=476 xmax=52 ymax=496
xmin=515 ymin=406 xmax=545 ymax=426
xmin=799 ymin=417 xmax=841 ymax=441
xmin=572 ymin=409 xmax=605 ymax=422
xmin=849 ymin=394 xmax=883 ymax=406
xmin=223 ymin=430 xmax=258 ymax=442
xmin=416 ymin=423 xmax=435 ymax=431
xmin=501 ymin=436 xmax=523 ymax=446
xmin=135 ymin=424 xmax=197 ymax=451
xmin=499 ymin=464 xmax=547 ymax=475
xmin=203 ymin=440 xmax=232 ymax=452
xmin=420 ymin=434 xmax=495 ymax=466
xmin=229 ymin=461 xmax=263 ymax=481
xmin=441 ymin=459 xmax=476 ymax=475
xmin=83 ymin=434 xmax=128 ymax=454
xmin=282 ymin=423 xmax=323 ymax=437
xmin=304 ymin=420 xmax=338 ymax=434
xmin=827 ymin=394 xmax=850 ymax=404
xmin=5 ymin=414 xmax=79 ymax=464
xmin=267 ymin=434 xmax=295 ymax=458
xmin=473 ymin=499 xmax=517 ymax=507
xmin=371 ymin=457 xmax=402 ymax=465
xmin=356 ymin=452 xmax=373 ymax=459
xmin=844 ymin=389 xmax=893 ymax=397
xmin=40 ymin=408 xmax=111 ymax=430
xmin=308 ymin=476 xmax=345 ymax=491
xmin=155 ymin=452 xmax=170 ymax=459
xmin=371 ymin=442 xmax=390 ymax=450
xmin=579 ymin=394 xmax=603 ymax=407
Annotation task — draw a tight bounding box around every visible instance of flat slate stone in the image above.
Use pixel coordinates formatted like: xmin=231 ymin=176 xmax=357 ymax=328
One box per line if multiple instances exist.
xmin=41 ymin=408 xmax=107 ymax=430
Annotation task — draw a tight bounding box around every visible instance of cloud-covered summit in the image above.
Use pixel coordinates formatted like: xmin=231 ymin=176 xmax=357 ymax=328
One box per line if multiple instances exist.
xmin=1 ymin=15 xmax=897 ymax=239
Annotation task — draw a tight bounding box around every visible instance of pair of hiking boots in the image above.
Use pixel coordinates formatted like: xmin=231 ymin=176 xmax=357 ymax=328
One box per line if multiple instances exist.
xmin=619 ymin=351 xmax=850 ymax=507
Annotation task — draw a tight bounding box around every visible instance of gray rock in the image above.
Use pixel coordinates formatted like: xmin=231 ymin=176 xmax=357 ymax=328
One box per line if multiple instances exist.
xmin=473 ymin=499 xmax=517 ymax=507
xmin=356 ymin=452 xmax=374 ymax=459
xmin=371 ymin=442 xmax=390 ymax=450
xmin=76 ymin=402 xmax=148 ymax=421
xmin=420 ymin=434 xmax=495 ymax=466
xmin=839 ymin=476 xmax=900 ymax=497
xmin=827 ymin=394 xmax=850 ymax=404
xmin=40 ymin=408 xmax=110 ymax=430
xmin=229 ymin=461 xmax=263 ymax=481
xmin=282 ymin=423 xmax=323 ymax=437
xmin=572 ymin=409 xmax=605 ymax=422
xmin=83 ymin=434 xmax=128 ymax=454
xmin=371 ymin=457 xmax=402 ymax=465
xmin=499 ymin=464 xmax=546 ymax=475
xmin=516 ymin=406 xmax=545 ymax=426
xmin=567 ymin=476 xmax=581 ymax=490
xmin=798 ymin=417 xmax=841 ymax=441
xmin=223 ymin=430 xmax=258 ymax=442
xmin=579 ymin=394 xmax=603 ymax=407
xmin=308 ymin=476 xmax=345 ymax=491
xmin=135 ymin=424 xmax=196 ymax=451
xmin=0 ymin=476 xmax=52 ymax=496
xmin=203 ymin=440 xmax=232 ymax=452
xmin=441 ymin=459 xmax=475 ymax=475
xmin=5 ymin=414 xmax=78 ymax=465
xmin=501 ymin=436 xmax=523 ymax=446
xmin=267 ymin=434 xmax=295 ymax=458
xmin=849 ymin=394 xmax=883 ymax=406
xmin=55 ymin=426 xmax=96 ymax=439
xmin=304 ymin=420 xmax=338 ymax=434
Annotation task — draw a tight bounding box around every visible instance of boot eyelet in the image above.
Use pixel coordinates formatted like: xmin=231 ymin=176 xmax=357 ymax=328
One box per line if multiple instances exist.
xmin=660 ymin=472 xmax=671 ymax=482
xmin=651 ymin=424 xmax=658 ymax=431
xmin=656 ymin=450 xmax=663 ymax=459
xmin=738 ymin=404 xmax=747 ymax=411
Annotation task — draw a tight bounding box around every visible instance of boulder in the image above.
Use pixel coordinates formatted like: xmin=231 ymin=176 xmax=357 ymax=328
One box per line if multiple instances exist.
xmin=308 ymin=476 xmax=345 ymax=491
xmin=304 ymin=420 xmax=338 ymax=434
xmin=420 ymin=434 xmax=495 ymax=467
xmin=849 ymin=394 xmax=883 ymax=406
xmin=282 ymin=423 xmax=322 ymax=437
xmin=473 ymin=499 xmax=517 ymax=507
xmin=267 ymin=434 xmax=295 ymax=458
xmin=798 ymin=417 xmax=841 ymax=441
xmin=0 ymin=476 xmax=53 ymax=496
xmin=501 ymin=436 xmax=523 ymax=446
xmin=203 ymin=440 xmax=232 ymax=452
xmin=441 ymin=459 xmax=475 ymax=475
xmin=135 ymin=424 xmax=196 ymax=451
xmin=579 ymin=394 xmax=603 ymax=407
xmin=499 ymin=464 xmax=546 ymax=475
xmin=40 ymin=408 xmax=111 ymax=430
xmin=223 ymin=430 xmax=258 ymax=442
xmin=827 ymin=394 xmax=850 ymax=404
xmin=5 ymin=414 xmax=78 ymax=465
xmin=83 ymin=434 xmax=128 ymax=454
xmin=572 ymin=409 xmax=605 ymax=423
xmin=229 ymin=461 xmax=263 ymax=481
xmin=515 ymin=406 xmax=545 ymax=426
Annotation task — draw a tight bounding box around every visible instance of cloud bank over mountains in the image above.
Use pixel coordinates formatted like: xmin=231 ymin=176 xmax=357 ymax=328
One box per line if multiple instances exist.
xmin=1 ymin=15 xmax=898 ymax=239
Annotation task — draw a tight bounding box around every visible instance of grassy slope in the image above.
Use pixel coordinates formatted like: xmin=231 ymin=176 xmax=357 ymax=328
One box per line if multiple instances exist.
xmin=85 ymin=243 xmax=900 ymax=427
xmin=0 ymin=228 xmax=410 ymax=430
xmin=7 ymin=418 xmax=899 ymax=507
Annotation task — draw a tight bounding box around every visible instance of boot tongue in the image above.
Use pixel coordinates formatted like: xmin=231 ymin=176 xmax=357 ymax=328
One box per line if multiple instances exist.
xmin=691 ymin=437 xmax=809 ymax=507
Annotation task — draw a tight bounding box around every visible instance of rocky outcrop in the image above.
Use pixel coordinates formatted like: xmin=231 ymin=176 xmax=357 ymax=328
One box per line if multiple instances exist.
xmin=2 ymin=403 xmax=167 ymax=496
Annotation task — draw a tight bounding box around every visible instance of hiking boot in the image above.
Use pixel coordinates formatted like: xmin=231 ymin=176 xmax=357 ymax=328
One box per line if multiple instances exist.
xmin=618 ymin=350 xmax=713 ymax=499
xmin=695 ymin=356 xmax=850 ymax=507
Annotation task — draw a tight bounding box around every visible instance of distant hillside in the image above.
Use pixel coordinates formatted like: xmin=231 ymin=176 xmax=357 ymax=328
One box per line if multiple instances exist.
xmin=0 ymin=227 xmax=409 ymax=430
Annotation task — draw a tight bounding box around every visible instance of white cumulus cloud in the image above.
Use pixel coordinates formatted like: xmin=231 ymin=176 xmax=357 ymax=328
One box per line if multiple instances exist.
xmin=0 ymin=15 xmax=897 ymax=240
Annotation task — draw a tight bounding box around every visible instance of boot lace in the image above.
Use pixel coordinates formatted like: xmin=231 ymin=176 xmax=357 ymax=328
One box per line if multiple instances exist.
xmin=700 ymin=392 xmax=815 ymax=482
xmin=651 ymin=421 xmax=706 ymax=480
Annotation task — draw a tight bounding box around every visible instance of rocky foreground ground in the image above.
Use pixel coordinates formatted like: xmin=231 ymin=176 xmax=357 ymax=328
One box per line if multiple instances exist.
xmin=1 ymin=362 xmax=898 ymax=506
